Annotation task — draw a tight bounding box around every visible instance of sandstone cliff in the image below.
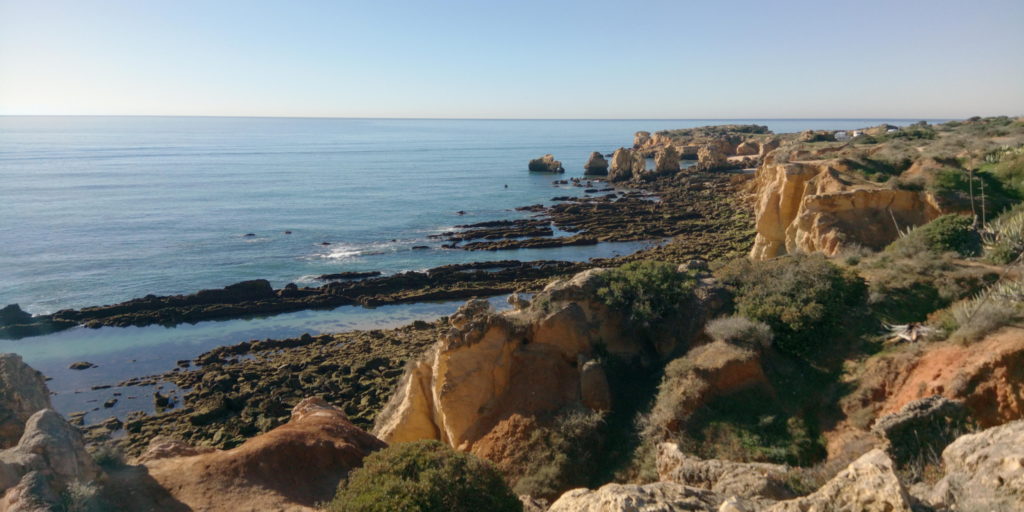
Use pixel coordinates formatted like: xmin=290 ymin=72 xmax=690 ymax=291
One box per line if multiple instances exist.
xmin=749 ymin=152 xmax=947 ymax=259
xmin=373 ymin=268 xmax=715 ymax=453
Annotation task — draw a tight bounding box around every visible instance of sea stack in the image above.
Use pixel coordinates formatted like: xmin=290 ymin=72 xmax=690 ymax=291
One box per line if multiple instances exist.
xmin=528 ymin=154 xmax=565 ymax=173
xmin=583 ymin=151 xmax=609 ymax=176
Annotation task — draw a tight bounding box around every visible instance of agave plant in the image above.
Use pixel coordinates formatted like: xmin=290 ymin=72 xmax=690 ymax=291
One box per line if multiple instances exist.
xmin=982 ymin=204 xmax=1024 ymax=264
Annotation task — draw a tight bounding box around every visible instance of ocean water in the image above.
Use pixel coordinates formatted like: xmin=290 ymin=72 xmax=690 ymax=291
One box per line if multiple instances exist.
xmin=0 ymin=116 xmax=940 ymax=420
xmin=0 ymin=117 xmax=933 ymax=315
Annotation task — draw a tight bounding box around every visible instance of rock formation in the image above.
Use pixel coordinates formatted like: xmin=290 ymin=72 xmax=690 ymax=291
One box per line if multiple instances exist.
xmin=749 ymin=152 xmax=946 ymax=259
xmin=136 ymin=397 xmax=386 ymax=511
xmin=582 ymin=152 xmax=608 ymax=176
xmin=654 ymin=146 xmax=681 ymax=174
xmin=0 ymin=354 xmax=51 ymax=448
xmin=735 ymin=141 xmax=760 ymax=156
xmin=373 ymin=268 xmax=715 ymax=453
xmin=608 ymin=148 xmax=645 ymax=182
xmin=766 ymin=449 xmax=912 ymax=512
xmin=529 ymin=154 xmax=565 ymax=173
xmin=657 ymin=442 xmax=793 ymax=505
xmin=697 ymin=144 xmax=729 ymax=171
xmin=845 ymin=327 xmax=1024 ymax=433
xmin=0 ymin=409 xmax=102 ymax=511
xmin=927 ymin=419 xmax=1024 ymax=511
xmin=872 ymin=395 xmax=969 ymax=468
xmin=548 ymin=482 xmax=720 ymax=512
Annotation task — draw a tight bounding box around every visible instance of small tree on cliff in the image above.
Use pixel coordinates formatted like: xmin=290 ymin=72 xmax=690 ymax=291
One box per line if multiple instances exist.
xmin=328 ymin=440 xmax=522 ymax=512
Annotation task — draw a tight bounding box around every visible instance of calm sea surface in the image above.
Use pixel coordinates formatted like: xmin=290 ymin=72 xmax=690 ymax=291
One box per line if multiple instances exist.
xmin=0 ymin=117 xmax=937 ymax=419
xmin=0 ymin=117 xmax=934 ymax=314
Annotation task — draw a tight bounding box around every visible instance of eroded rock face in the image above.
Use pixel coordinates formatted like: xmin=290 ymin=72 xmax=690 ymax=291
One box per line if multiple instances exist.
xmin=0 ymin=354 xmax=51 ymax=448
xmin=609 ymin=148 xmax=646 ymax=182
xmin=140 ymin=397 xmax=385 ymax=511
xmin=654 ymin=146 xmax=681 ymax=174
xmin=548 ymin=482 xmax=720 ymax=512
xmin=928 ymin=420 xmax=1024 ymax=511
xmin=697 ymin=144 xmax=729 ymax=171
xmin=0 ymin=409 xmax=101 ymax=510
xmin=846 ymin=327 xmax=1024 ymax=433
xmin=583 ymin=151 xmax=609 ymax=176
xmin=872 ymin=395 xmax=968 ymax=468
xmin=657 ymin=442 xmax=792 ymax=504
xmin=735 ymin=141 xmax=760 ymax=156
xmin=766 ymin=449 xmax=912 ymax=512
xmin=750 ymin=154 xmax=945 ymax=259
xmin=373 ymin=268 xmax=712 ymax=455
xmin=529 ymin=154 xmax=565 ymax=173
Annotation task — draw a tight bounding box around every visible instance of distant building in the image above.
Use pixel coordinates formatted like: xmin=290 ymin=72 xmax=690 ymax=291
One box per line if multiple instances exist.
xmin=835 ymin=131 xmax=849 ymax=141
xmin=851 ymin=130 xmax=863 ymax=137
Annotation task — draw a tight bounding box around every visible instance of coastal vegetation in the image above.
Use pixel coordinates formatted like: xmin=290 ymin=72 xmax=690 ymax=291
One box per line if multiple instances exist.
xmin=327 ymin=440 xmax=521 ymax=512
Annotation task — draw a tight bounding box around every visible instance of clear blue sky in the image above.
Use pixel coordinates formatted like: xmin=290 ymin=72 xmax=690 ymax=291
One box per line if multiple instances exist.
xmin=1 ymin=0 xmax=1021 ymax=118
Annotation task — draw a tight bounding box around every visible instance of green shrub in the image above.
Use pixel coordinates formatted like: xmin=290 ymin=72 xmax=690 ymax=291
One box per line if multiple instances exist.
xmin=886 ymin=214 xmax=981 ymax=258
xmin=511 ymin=406 xmax=606 ymax=500
xmin=328 ymin=440 xmax=521 ymax=512
xmin=864 ymin=252 xmax=994 ymax=324
xmin=705 ymin=315 xmax=773 ymax=349
xmin=984 ymin=147 xmax=1024 ymax=195
xmin=89 ymin=441 xmax=125 ymax=469
xmin=716 ymin=254 xmax=867 ymax=362
xmin=597 ymin=261 xmax=695 ymax=328
xmin=937 ymin=278 xmax=1024 ymax=343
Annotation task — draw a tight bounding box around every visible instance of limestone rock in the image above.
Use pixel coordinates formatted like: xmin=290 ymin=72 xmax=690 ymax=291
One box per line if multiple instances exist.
xmin=141 ymin=397 xmax=386 ymax=511
xmin=0 ymin=354 xmax=51 ymax=448
xmin=609 ymin=148 xmax=645 ymax=182
xmin=529 ymin=154 xmax=565 ymax=173
xmin=0 ymin=409 xmax=101 ymax=509
xmin=749 ymin=155 xmax=944 ymax=259
xmin=735 ymin=141 xmax=759 ymax=156
xmin=549 ymin=482 xmax=720 ymax=512
xmin=928 ymin=419 xmax=1024 ymax=511
xmin=657 ymin=442 xmax=792 ymax=502
xmin=759 ymin=139 xmax=780 ymax=157
xmin=697 ymin=144 xmax=729 ymax=171
xmin=583 ymin=151 xmax=609 ymax=176
xmin=634 ymin=131 xmax=652 ymax=148
xmin=766 ymin=449 xmax=912 ymax=512
xmin=654 ymin=146 xmax=681 ymax=174
xmin=872 ymin=395 xmax=968 ymax=468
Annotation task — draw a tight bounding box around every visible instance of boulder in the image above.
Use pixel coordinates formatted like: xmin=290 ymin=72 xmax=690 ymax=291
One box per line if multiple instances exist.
xmin=583 ymin=152 xmax=609 ymax=176
xmin=0 ymin=409 xmax=102 ymax=509
xmin=548 ymin=482 xmax=720 ymax=512
xmin=654 ymin=146 xmax=681 ymax=174
xmin=735 ymin=141 xmax=759 ymax=156
xmin=657 ymin=443 xmax=793 ymax=503
xmin=0 ymin=354 xmax=51 ymax=448
xmin=759 ymin=139 xmax=780 ymax=157
xmin=140 ymin=397 xmax=386 ymax=511
xmin=872 ymin=395 xmax=969 ymax=468
xmin=529 ymin=154 xmax=565 ymax=173
xmin=633 ymin=131 xmax=652 ymax=148
xmin=766 ymin=449 xmax=912 ymax=512
xmin=0 ymin=305 xmax=32 ymax=326
xmin=927 ymin=420 xmax=1024 ymax=511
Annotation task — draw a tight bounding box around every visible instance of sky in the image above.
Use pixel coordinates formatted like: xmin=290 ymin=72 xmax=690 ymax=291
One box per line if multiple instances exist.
xmin=0 ymin=0 xmax=1022 ymax=119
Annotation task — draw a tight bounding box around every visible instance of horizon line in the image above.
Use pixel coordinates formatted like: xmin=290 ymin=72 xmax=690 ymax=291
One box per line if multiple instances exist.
xmin=0 ymin=114 xmax=973 ymax=122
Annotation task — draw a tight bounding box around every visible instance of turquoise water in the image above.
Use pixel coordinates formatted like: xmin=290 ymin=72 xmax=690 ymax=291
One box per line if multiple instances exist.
xmin=0 ymin=117 xmax=933 ymax=314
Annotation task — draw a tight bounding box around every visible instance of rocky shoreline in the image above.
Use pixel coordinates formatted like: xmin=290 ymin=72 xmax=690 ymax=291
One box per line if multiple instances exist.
xmin=1 ymin=169 xmax=754 ymax=341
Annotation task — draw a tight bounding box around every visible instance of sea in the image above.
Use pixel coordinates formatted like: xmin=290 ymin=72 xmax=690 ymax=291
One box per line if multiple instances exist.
xmin=0 ymin=116 xmax=936 ymax=421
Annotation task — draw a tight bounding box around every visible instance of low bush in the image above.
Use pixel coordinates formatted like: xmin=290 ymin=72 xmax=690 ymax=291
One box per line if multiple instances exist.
xmin=716 ymin=254 xmax=867 ymax=363
xmin=511 ymin=406 xmax=607 ymax=500
xmin=864 ymin=252 xmax=994 ymax=324
xmin=705 ymin=315 xmax=773 ymax=349
xmin=89 ymin=441 xmax=125 ymax=469
xmin=886 ymin=214 xmax=981 ymax=258
xmin=933 ymin=278 xmax=1024 ymax=343
xmin=597 ymin=261 xmax=695 ymax=328
xmin=328 ymin=440 xmax=521 ymax=512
